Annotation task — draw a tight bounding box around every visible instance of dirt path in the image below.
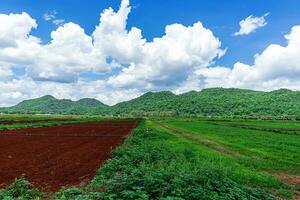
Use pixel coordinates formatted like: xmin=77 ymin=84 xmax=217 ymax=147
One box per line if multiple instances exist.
xmin=274 ymin=173 xmax=300 ymax=200
xmin=155 ymin=121 xmax=242 ymax=158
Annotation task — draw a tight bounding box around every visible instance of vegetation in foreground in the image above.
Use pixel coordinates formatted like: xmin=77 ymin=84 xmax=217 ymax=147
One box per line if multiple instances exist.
xmin=1 ymin=119 xmax=297 ymax=199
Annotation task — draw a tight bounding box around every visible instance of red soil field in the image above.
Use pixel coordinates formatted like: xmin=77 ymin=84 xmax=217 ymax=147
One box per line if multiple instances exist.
xmin=0 ymin=120 xmax=138 ymax=191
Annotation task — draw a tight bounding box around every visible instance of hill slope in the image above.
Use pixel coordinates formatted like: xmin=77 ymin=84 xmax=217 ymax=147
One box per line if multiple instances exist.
xmin=111 ymin=88 xmax=300 ymax=117
xmin=1 ymin=88 xmax=300 ymax=117
xmin=1 ymin=95 xmax=108 ymax=115
xmin=110 ymin=91 xmax=178 ymax=116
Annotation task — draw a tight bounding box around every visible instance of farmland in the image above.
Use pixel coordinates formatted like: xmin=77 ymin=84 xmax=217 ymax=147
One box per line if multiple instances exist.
xmin=0 ymin=117 xmax=138 ymax=194
xmin=155 ymin=119 xmax=300 ymax=199
xmin=0 ymin=116 xmax=299 ymax=199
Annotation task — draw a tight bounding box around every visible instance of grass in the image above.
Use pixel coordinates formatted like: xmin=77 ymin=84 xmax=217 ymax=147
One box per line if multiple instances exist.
xmin=0 ymin=114 xmax=82 ymax=121
xmin=0 ymin=118 xmax=298 ymax=199
xmin=159 ymin=119 xmax=300 ymax=175
xmin=0 ymin=120 xmax=84 ymax=130
xmin=201 ymin=119 xmax=300 ymax=135
xmin=0 ymin=178 xmax=44 ymax=200
xmin=0 ymin=114 xmax=135 ymax=130
xmin=0 ymin=119 xmax=117 ymax=131
xmin=219 ymin=120 xmax=300 ymax=129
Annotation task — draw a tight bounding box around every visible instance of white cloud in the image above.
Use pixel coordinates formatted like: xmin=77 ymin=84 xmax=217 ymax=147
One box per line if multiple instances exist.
xmin=52 ymin=19 xmax=65 ymax=26
xmin=104 ymin=21 xmax=225 ymax=89
xmin=0 ymin=12 xmax=37 ymax=48
xmin=191 ymin=25 xmax=300 ymax=91
xmin=43 ymin=10 xmax=65 ymax=26
xmin=234 ymin=13 xmax=269 ymax=36
xmin=0 ymin=0 xmax=225 ymax=106
xmin=94 ymin=0 xmax=224 ymax=91
xmin=0 ymin=12 xmax=108 ymax=83
xmin=0 ymin=66 xmax=13 ymax=79
xmin=43 ymin=11 xmax=56 ymax=21
xmin=93 ymin=0 xmax=145 ymax=64
xmin=0 ymin=0 xmax=300 ymax=107
xmin=230 ymin=25 xmax=300 ymax=87
xmin=26 ymin=22 xmax=108 ymax=82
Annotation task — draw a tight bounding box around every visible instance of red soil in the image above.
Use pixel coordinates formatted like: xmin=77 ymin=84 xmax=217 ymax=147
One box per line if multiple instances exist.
xmin=0 ymin=120 xmax=137 ymax=191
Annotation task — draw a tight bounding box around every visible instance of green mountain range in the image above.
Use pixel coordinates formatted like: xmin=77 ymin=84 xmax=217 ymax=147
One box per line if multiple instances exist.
xmin=1 ymin=88 xmax=300 ymax=117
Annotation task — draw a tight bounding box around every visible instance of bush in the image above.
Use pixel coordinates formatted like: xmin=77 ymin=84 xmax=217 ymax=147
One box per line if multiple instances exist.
xmin=0 ymin=178 xmax=43 ymax=200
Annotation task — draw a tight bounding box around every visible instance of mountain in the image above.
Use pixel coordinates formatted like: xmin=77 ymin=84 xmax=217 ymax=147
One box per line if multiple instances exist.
xmin=111 ymin=88 xmax=300 ymax=117
xmin=1 ymin=95 xmax=108 ymax=115
xmin=110 ymin=91 xmax=177 ymax=116
xmin=1 ymin=88 xmax=300 ymax=117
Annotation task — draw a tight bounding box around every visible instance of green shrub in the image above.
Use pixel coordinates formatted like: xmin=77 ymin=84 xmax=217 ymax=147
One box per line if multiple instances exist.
xmin=0 ymin=178 xmax=43 ymax=200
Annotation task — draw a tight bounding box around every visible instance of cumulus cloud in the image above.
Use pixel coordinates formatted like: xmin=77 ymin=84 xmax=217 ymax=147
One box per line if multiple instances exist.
xmin=0 ymin=12 xmax=108 ymax=83
xmin=27 ymin=22 xmax=108 ymax=82
xmin=0 ymin=0 xmax=225 ymax=106
xmin=93 ymin=0 xmax=145 ymax=64
xmin=234 ymin=13 xmax=269 ymax=36
xmin=107 ymin=21 xmax=225 ymax=89
xmin=0 ymin=0 xmax=300 ymax=107
xmin=231 ymin=25 xmax=300 ymax=86
xmin=94 ymin=0 xmax=224 ymax=91
xmin=0 ymin=12 xmax=37 ymax=48
xmin=195 ymin=25 xmax=300 ymax=91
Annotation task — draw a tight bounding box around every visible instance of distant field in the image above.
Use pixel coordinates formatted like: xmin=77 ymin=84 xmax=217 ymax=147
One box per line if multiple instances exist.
xmin=202 ymin=119 xmax=300 ymax=135
xmin=222 ymin=120 xmax=300 ymax=129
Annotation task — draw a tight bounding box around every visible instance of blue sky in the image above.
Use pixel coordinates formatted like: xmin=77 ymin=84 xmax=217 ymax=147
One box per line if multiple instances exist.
xmin=0 ymin=0 xmax=300 ymax=106
xmin=1 ymin=0 xmax=299 ymax=67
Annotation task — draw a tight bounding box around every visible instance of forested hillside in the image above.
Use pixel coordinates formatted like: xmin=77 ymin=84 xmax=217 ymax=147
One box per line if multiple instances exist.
xmin=0 ymin=95 xmax=108 ymax=115
xmin=1 ymin=88 xmax=300 ymax=117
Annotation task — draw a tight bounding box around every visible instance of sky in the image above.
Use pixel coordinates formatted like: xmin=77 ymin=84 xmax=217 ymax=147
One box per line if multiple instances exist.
xmin=0 ymin=0 xmax=300 ymax=106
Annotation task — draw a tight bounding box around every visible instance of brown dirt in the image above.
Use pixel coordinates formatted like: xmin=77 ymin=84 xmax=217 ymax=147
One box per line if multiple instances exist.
xmin=274 ymin=173 xmax=300 ymax=200
xmin=0 ymin=120 xmax=137 ymax=191
xmin=275 ymin=173 xmax=300 ymax=186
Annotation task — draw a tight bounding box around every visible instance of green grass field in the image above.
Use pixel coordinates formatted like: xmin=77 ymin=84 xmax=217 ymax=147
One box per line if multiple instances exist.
xmin=0 ymin=117 xmax=299 ymax=199
xmin=155 ymin=119 xmax=300 ymax=198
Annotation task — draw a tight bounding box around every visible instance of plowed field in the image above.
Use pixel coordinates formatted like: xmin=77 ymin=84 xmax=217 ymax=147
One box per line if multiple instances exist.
xmin=0 ymin=120 xmax=137 ymax=191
